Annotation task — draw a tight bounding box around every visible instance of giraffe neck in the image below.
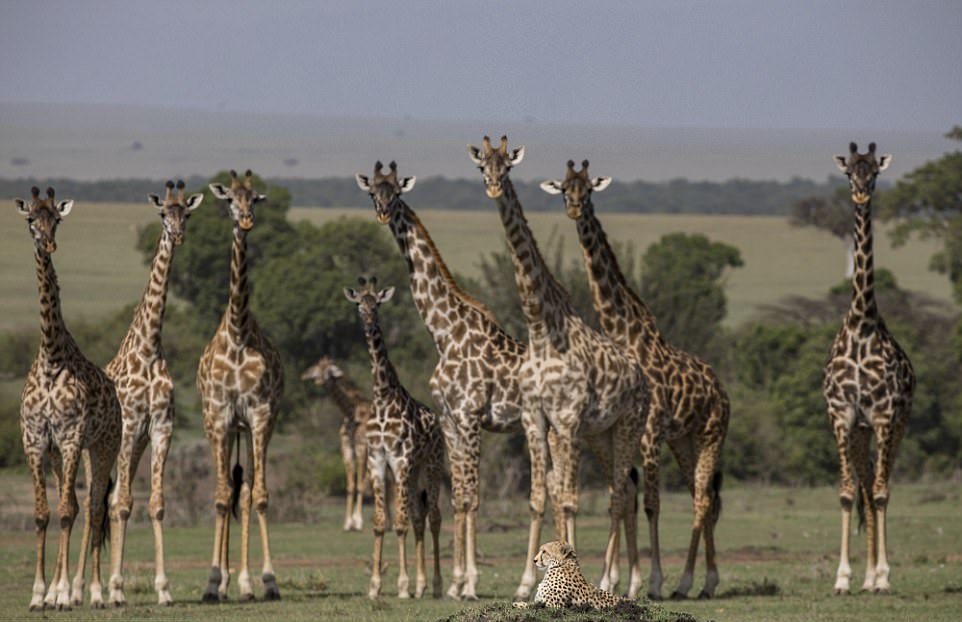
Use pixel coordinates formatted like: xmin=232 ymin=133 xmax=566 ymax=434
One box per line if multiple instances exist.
xmin=849 ymin=198 xmax=878 ymax=323
xmin=34 ymin=250 xmax=71 ymax=366
xmin=363 ymin=321 xmax=400 ymax=400
xmin=575 ymin=204 xmax=662 ymax=351
xmin=227 ymin=226 xmax=251 ymax=343
xmin=495 ymin=177 xmax=573 ymax=341
xmin=125 ymin=231 xmax=175 ymax=354
xmin=327 ymin=375 xmax=365 ymax=418
xmin=390 ymin=201 xmax=497 ymax=348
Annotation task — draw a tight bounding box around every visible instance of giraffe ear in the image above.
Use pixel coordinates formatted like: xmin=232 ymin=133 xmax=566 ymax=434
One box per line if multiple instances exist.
xmin=185 ymin=193 xmax=204 ymax=211
xmin=209 ymin=183 xmax=231 ymax=200
xmin=15 ymin=198 xmax=29 ymax=216
xmin=833 ymin=155 xmax=848 ymax=172
xmin=356 ymin=174 xmax=372 ymax=192
xmin=148 ymin=194 xmax=164 ymax=209
xmin=328 ymin=364 xmax=344 ymax=378
xmin=343 ymin=287 xmax=360 ymax=303
xmin=877 ymin=154 xmax=892 ymax=171
xmin=56 ymin=200 xmax=74 ymax=217
xmin=398 ymin=176 xmax=416 ymax=193
xmin=467 ymin=144 xmax=483 ymax=166
xmin=377 ymin=286 xmax=396 ymax=303
xmin=540 ymin=180 xmax=563 ymax=195
xmin=592 ymin=176 xmax=613 ymax=192
xmin=509 ymin=146 xmax=525 ymax=166
xmin=254 ymin=193 xmax=267 ymax=204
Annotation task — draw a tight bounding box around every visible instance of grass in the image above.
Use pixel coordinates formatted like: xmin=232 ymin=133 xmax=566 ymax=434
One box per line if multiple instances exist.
xmin=0 ymin=202 xmax=949 ymax=332
xmin=0 ymin=481 xmax=959 ymax=621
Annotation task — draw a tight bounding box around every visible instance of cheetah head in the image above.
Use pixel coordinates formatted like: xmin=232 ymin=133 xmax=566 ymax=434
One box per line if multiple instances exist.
xmin=534 ymin=540 xmax=577 ymax=570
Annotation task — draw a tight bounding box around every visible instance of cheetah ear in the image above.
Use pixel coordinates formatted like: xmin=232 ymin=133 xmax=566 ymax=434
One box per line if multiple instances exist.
xmin=560 ymin=542 xmax=576 ymax=560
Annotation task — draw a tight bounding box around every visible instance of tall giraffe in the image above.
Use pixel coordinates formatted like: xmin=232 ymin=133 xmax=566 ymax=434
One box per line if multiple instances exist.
xmin=468 ymin=136 xmax=649 ymax=600
xmin=344 ymin=277 xmax=444 ymax=600
xmin=87 ymin=181 xmax=202 ymax=606
xmin=198 ymin=169 xmax=284 ymax=602
xmin=824 ymin=142 xmax=913 ymax=595
xmin=16 ymin=187 xmax=121 ymax=610
xmin=356 ymin=160 xmax=526 ymax=600
xmin=542 ymin=160 xmax=730 ymax=599
xmin=301 ymin=356 xmax=372 ymax=532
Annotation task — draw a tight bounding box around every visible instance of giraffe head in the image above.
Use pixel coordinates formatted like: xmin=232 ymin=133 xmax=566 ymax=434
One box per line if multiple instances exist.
xmin=540 ymin=159 xmax=612 ymax=219
xmin=467 ymin=135 xmax=525 ymax=199
xmin=15 ymin=186 xmax=73 ymax=254
xmin=208 ymin=169 xmax=267 ymax=231
xmin=833 ymin=142 xmax=891 ymax=205
xmin=300 ymin=355 xmax=344 ymax=386
xmin=148 ymin=180 xmax=204 ymax=246
xmin=343 ymin=276 xmax=395 ymax=333
xmin=355 ymin=161 xmax=416 ymax=225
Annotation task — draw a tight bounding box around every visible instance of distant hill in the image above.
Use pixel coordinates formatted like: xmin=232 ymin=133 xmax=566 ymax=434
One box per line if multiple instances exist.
xmin=1 ymin=102 xmax=954 ymax=184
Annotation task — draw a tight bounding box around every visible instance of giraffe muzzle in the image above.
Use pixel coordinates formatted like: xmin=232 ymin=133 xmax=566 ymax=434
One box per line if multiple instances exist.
xmin=486 ymin=185 xmax=504 ymax=199
xmin=376 ymin=211 xmax=391 ymax=225
xmin=852 ymin=192 xmax=871 ymax=205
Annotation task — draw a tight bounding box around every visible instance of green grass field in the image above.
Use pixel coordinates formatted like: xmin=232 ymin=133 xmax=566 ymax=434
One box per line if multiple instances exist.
xmin=0 ymin=481 xmax=958 ymax=621
xmin=0 ymin=202 xmax=951 ymax=332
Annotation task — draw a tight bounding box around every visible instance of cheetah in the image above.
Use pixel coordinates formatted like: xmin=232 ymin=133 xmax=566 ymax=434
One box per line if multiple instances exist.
xmin=513 ymin=541 xmax=628 ymax=610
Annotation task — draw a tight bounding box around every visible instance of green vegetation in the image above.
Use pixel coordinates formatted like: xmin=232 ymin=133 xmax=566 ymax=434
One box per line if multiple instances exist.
xmin=0 ymin=483 xmax=959 ymax=621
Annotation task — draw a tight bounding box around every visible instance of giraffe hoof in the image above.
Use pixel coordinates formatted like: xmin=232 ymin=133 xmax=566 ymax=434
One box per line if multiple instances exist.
xmin=201 ymin=591 xmax=220 ymax=604
xmin=240 ymin=593 xmax=255 ymax=602
xmin=90 ymin=600 xmax=105 ymax=610
xmin=833 ymin=588 xmax=850 ymax=596
xmin=647 ymin=593 xmax=663 ymax=601
xmin=263 ymin=588 xmax=281 ymax=601
xmin=670 ymin=591 xmax=688 ymax=600
xmin=697 ymin=590 xmax=712 ymax=600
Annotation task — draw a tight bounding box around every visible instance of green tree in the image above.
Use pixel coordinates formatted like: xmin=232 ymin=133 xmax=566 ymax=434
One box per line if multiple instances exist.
xmin=880 ymin=126 xmax=962 ymax=304
xmin=790 ymin=187 xmax=855 ymax=278
xmin=639 ymin=233 xmax=743 ymax=358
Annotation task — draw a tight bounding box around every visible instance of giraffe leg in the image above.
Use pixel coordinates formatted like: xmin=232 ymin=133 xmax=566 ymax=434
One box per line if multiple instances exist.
xmin=368 ymin=454 xmax=387 ymax=599
xmin=394 ymin=461 xmax=412 ymax=599
xmin=554 ymin=418 xmax=583 ymax=551
xmin=109 ymin=429 xmax=147 ymax=607
xmin=673 ymin=435 xmax=722 ymax=599
xmin=238 ymin=431 xmax=255 ymax=601
xmin=871 ymin=408 xmax=907 ymax=594
xmin=584 ymin=434 xmax=619 ymax=594
xmin=148 ymin=413 xmax=174 ymax=605
xmin=202 ymin=417 xmax=231 ymax=603
xmin=411 ymin=477 xmax=428 ymax=599
xmin=428 ymin=452 xmax=444 ymax=599
xmin=641 ymin=398 xmax=670 ymax=600
xmin=250 ymin=416 xmax=280 ymax=600
xmin=25 ymin=437 xmax=49 ymax=611
xmin=514 ymin=410 xmax=548 ymax=602
xmin=849 ymin=426 xmax=877 ymax=591
xmin=340 ymin=422 xmax=356 ymax=531
xmin=70 ymin=451 xmax=92 ymax=606
xmin=459 ymin=420 xmax=481 ymax=601
xmin=610 ymin=412 xmax=644 ymax=600
xmin=666 ymin=435 xmax=697 ymax=601
xmin=830 ymin=408 xmax=857 ymax=595
xmin=353 ymin=434 xmax=368 ymax=531
xmin=86 ymin=444 xmax=117 ymax=609
xmin=547 ymin=427 xmax=565 ymax=543
xmin=440 ymin=414 xmax=467 ymax=599
xmin=54 ymin=445 xmax=81 ymax=610
xmin=697 ymin=433 xmax=725 ymax=598
xmin=43 ymin=450 xmax=64 ymax=609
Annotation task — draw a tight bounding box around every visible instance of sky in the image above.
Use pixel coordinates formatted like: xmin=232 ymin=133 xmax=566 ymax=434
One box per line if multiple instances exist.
xmin=1 ymin=0 xmax=960 ymax=132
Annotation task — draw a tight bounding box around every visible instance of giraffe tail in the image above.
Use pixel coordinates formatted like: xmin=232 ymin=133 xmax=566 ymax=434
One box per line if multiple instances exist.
xmin=99 ymin=477 xmax=114 ymax=551
xmin=231 ymin=462 xmax=244 ymax=521
xmin=709 ymin=469 xmax=723 ymax=524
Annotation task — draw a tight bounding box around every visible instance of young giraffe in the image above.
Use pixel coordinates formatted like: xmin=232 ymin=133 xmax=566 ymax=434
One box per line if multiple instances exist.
xmin=199 ymin=169 xmax=284 ymax=602
xmin=356 ymin=161 xmax=526 ymax=600
xmin=824 ymin=142 xmax=914 ymax=595
xmin=70 ymin=181 xmax=203 ymax=608
xmin=344 ymin=277 xmax=444 ymax=600
xmin=301 ymin=356 xmax=372 ymax=532
xmin=16 ymin=187 xmax=122 ymax=610
xmin=469 ymin=136 xmax=649 ymax=600
xmin=542 ymin=160 xmax=730 ymax=599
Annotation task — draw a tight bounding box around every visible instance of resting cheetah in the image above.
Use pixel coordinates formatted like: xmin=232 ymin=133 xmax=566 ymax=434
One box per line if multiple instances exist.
xmin=513 ymin=541 xmax=627 ymax=609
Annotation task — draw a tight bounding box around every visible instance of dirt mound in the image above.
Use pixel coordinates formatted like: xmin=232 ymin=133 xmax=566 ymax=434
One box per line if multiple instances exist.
xmin=437 ymin=600 xmax=700 ymax=622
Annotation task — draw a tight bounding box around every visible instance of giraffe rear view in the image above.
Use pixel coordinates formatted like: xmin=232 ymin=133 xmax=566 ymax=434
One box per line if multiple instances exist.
xmin=345 ymin=277 xmax=444 ymax=600
xmin=824 ymin=143 xmax=914 ymax=595
xmin=301 ymin=356 xmax=372 ymax=532
xmin=16 ymin=187 xmax=122 ymax=610
xmin=198 ymin=170 xmax=284 ymax=602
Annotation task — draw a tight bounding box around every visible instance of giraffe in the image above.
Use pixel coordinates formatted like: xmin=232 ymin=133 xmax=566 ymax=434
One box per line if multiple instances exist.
xmin=542 ymin=159 xmax=730 ymax=599
xmin=824 ymin=142 xmax=914 ymax=595
xmin=16 ymin=187 xmax=122 ymax=610
xmin=356 ymin=160 xmax=526 ymax=600
xmin=301 ymin=356 xmax=372 ymax=531
xmin=80 ymin=181 xmax=202 ymax=607
xmin=344 ymin=276 xmax=444 ymax=600
xmin=198 ymin=169 xmax=284 ymax=602
xmin=468 ymin=136 xmax=649 ymax=600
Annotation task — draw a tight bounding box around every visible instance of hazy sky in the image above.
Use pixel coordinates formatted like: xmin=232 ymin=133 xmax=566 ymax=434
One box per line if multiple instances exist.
xmin=1 ymin=1 xmax=959 ymax=131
